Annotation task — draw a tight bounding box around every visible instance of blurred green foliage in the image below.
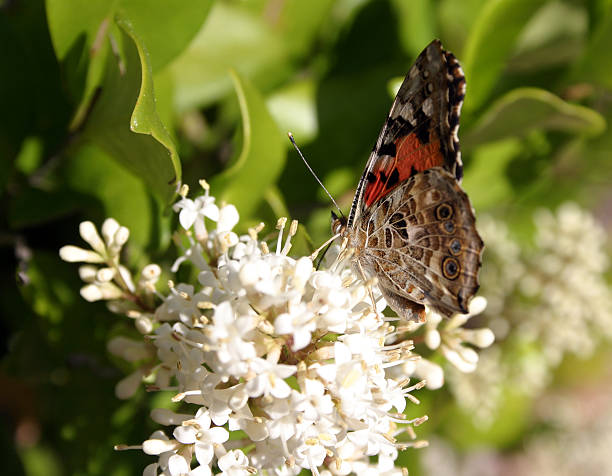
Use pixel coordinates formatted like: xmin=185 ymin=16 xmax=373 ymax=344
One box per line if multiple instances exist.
xmin=1 ymin=0 xmax=611 ymax=474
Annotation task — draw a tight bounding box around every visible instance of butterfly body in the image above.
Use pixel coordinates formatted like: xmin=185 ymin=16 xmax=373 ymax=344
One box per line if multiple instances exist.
xmin=336 ymin=40 xmax=483 ymax=321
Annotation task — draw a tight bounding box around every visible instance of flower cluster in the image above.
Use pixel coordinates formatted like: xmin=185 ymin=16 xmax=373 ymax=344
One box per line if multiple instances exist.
xmin=444 ymin=203 xmax=612 ymax=426
xmin=60 ymin=181 xmax=493 ymax=475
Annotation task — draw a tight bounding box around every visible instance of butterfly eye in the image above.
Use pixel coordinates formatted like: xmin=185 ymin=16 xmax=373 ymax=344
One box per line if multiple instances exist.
xmin=436 ymin=203 xmax=454 ymax=220
xmin=442 ymin=257 xmax=460 ymax=280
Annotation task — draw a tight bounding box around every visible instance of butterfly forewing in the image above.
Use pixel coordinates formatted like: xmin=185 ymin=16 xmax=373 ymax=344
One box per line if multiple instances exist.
xmin=348 ymin=39 xmax=466 ymax=229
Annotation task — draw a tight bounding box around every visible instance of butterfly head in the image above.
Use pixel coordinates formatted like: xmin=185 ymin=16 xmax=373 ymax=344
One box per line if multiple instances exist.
xmin=331 ymin=211 xmax=347 ymax=236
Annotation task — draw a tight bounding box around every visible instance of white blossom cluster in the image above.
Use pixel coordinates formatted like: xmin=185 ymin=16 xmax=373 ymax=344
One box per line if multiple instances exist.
xmin=445 ymin=203 xmax=612 ymax=426
xmin=520 ymin=203 xmax=612 ymax=364
xmin=422 ymin=384 xmax=612 ymax=476
xmin=60 ymin=181 xmax=493 ymax=475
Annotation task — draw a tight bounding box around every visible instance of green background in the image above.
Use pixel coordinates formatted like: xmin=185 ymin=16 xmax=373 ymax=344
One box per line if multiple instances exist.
xmin=1 ymin=0 xmax=611 ymax=474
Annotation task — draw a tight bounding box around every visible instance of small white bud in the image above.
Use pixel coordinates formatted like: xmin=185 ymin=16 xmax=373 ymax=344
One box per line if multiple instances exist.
xmin=80 ymin=284 xmax=104 ymax=302
xmin=96 ymin=267 xmax=115 ymax=282
xmin=442 ymin=345 xmax=478 ymax=373
xmin=95 ymin=282 xmax=123 ymax=300
xmin=114 ymin=226 xmax=130 ymax=247
xmin=78 ymin=265 xmax=98 ymax=282
xmin=424 ymin=329 xmax=441 ymax=350
xmin=59 ymin=245 xmax=104 ymax=263
xmin=118 ymin=265 xmax=135 ymax=293
xmin=101 ymin=218 xmax=120 ymax=246
xmin=115 ymin=369 xmax=144 ymax=399
xmin=460 ymin=328 xmax=495 ymax=348
xmin=468 ymin=296 xmax=487 ymax=316
xmin=141 ymin=264 xmax=161 ymax=281
xmin=107 ymin=336 xmax=150 ymax=361
xmin=135 ymin=316 xmax=154 ymax=334
xmin=415 ymin=358 xmax=444 ymax=389
xmin=150 ymin=408 xmax=192 ymax=426
xmin=79 ymin=221 xmax=106 ymax=255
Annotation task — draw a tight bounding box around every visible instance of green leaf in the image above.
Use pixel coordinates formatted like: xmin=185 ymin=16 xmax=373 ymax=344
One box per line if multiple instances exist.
xmin=274 ymin=0 xmax=335 ymax=56
xmin=462 ymin=0 xmax=548 ymax=112
xmin=61 ymin=144 xmax=155 ymax=252
xmin=116 ymin=0 xmax=214 ymax=72
xmin=45 ymin=0 xmax=112 ymax=110
xmin=571 ymin=6 xmax=612 ymax=89
xmin=46 ymin=1 xmax=212 ymax=72
xmin=210 ymin=71 xmax=286 ymax=220
xmin=462 ymin=139 xmax=521 ymax=210
xmin=391 ymin=0 xmax=436 ymax=57
xmin=266 ymin=79 xmax=318 ymax=143
xmin=170 ymin=2 xmax=290 ymax=111
xmin=463 ymin=87 xmax=606 ymax=147
xmin=45 ymin=0 xmax=212 ymax=126
xmin=81 ymin=17 xmax=181 ymax=204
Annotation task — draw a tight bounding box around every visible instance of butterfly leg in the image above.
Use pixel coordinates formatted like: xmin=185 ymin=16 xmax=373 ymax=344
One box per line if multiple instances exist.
xmin=356 ymin=260 xmax=382 ymax=319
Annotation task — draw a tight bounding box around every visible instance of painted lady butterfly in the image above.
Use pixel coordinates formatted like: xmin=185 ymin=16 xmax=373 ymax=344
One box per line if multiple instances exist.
xmin=333 ymin=39 xmax=483 ymax=322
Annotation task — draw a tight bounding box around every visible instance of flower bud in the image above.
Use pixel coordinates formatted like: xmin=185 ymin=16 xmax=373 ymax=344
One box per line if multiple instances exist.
xmin=79 ymin=221 xmax=106 ymax=255
xmin=101 ymin=218 xmax=120 ymax=246
xmin=59 ymin=246 xmax=104 ymax=263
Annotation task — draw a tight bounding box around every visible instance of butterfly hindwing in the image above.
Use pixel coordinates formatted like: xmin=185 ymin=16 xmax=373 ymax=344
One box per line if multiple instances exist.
xmin=359 ymin=168 xmax=482 ymax=317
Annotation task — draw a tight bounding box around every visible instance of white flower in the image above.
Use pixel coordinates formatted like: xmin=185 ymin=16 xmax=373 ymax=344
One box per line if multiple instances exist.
xmin=245 ymin=358 xmax=296 ymax=399
xmin=63 ymin=185 xmax=497 ymax=475
xmin=173 ymin=409 xmax=229 ymax=467
xmin=423 ymin=296 xmax=493 ymax=373
xmin=174 ymin=194 xmax=219 ymax=233
xmin=217 ymin=450 xmax=251 ymax=476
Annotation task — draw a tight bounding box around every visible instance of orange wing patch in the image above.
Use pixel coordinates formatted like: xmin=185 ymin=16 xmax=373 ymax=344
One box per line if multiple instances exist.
xmin=363 ymin=131 xmax=445 ymax=207
xmin=395 ymin=131 xmax=444 ymax=176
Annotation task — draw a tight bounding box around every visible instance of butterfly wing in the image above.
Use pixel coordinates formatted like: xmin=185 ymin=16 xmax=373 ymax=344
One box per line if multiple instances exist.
xmin=357 ymin=167 xmax=483 ymax=318
xmin=347 ymin=39 xmax=466 ymax=229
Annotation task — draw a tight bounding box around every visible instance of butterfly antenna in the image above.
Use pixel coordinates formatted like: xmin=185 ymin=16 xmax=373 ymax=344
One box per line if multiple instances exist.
xmin=288 ymin=132 xmax=344 ymax=218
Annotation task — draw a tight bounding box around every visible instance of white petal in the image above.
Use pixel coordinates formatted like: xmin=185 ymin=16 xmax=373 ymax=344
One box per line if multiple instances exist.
xmin=173 ymin=425 xmax=198 ymax=444
xmin=207 ymin=426 xmax=229 ymax=443
xmin=179 ymin=208 xmax=197 ymax=230
xmin=194 ymin=443 xmax=214 ymax=466
xmin=217 ymin=205 xmax=239 ymax=231
xmin=143 ymin=462 xmax=158 ymax=476
xmin=190 ymin=464 xmax=212 ymax=476
xmin=269 ymin=377 xmax=292 ymax=399
xmin=168 ymin=454 xmax=190 ymax=475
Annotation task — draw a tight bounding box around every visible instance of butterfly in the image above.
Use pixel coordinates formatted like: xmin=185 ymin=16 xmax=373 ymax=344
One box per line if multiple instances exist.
xmin=332 ymin=39 xmax=484 ymax=322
